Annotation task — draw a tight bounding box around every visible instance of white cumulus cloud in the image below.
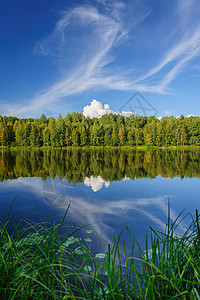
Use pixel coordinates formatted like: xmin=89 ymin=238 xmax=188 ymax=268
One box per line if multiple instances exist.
xmin=83 ymin=99 xmax=114 ymax=118
xmin=83 ymin=99 xmax=134 ymax=118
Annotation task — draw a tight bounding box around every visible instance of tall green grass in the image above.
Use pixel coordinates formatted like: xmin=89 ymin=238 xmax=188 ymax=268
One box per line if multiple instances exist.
xmin=0 ymin=203 xmax=200 ymax=299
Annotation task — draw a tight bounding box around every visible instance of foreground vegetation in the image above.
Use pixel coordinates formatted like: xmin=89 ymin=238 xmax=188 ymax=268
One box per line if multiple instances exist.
xmin=1 ymin=203 xmax=200 ymax=299
xmin=0 ymin=112 xmax=200 ymax=147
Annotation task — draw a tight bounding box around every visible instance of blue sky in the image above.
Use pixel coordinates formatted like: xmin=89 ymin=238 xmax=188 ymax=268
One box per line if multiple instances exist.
xmin=0 ymin=0 xmax=200 ymax=118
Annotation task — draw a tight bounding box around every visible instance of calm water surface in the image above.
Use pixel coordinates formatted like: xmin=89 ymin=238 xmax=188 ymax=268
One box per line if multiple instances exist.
xmin=0 ymin=148 xmax=199 ymax=252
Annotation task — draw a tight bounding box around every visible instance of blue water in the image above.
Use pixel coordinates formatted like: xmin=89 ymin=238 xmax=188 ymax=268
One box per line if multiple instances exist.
xmin=1 ymin=173 xmax=199 ymax=254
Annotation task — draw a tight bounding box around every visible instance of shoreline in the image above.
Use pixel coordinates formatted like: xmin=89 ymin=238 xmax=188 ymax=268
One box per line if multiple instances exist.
xmin=1 ymin=145 xmax=200 ymax=151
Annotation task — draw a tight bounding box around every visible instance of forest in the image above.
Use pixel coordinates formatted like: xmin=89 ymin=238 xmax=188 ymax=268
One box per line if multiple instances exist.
xmin=0 ymin=112 xmax=200 ymax=147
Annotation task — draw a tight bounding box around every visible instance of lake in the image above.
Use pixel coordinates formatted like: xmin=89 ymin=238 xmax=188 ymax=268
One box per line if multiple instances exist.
xmin=0 ymin=148 xmax=200 ymax=253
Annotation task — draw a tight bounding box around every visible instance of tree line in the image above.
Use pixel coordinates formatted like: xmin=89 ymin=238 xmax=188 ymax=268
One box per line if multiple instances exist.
xmin=0 ymin=112 xmax=200 ymax=147
xmin=0 ymin=148 xmax=200 ymax=183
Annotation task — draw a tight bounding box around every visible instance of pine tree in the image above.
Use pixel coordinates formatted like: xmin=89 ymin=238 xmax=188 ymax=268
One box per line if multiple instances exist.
xmin=118 ymin=125 xmax=126 ymax=146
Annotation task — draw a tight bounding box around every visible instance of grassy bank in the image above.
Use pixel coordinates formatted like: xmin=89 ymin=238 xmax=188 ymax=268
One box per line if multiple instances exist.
xmin=1 ymin=145 xmax=200 ymax=151
xmin=1 ymin=206 xmax=200 ymax=299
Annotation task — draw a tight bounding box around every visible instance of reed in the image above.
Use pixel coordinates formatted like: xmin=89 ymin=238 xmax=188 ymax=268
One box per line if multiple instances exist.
xmin=0 ymin=202 xmax=200 ymax=299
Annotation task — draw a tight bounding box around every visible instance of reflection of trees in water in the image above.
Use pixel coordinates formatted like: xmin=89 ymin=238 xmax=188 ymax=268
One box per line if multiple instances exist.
xmin=0 ymin=148 xmax=200 ymax=182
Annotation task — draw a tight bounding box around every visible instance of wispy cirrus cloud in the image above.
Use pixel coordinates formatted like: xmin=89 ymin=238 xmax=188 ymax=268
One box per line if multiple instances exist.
xmin=4 ymin=1 xmax=146 ymax=117
xmin=177 ymin=0 xmax=200 ymax=25
xmin=2 ymin=0 xmax=200 ymax=117
xmin=138 ymin=28 xmax=200 ymax=92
